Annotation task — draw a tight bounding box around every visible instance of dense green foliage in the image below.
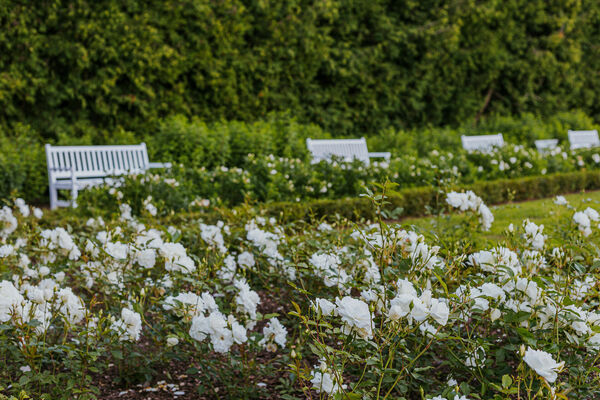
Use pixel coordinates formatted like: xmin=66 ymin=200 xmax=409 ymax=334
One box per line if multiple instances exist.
xmin=1 ymin=0 xmax=600 ymax=141
xmin=3 ymin=111 xmax=600 ymax=205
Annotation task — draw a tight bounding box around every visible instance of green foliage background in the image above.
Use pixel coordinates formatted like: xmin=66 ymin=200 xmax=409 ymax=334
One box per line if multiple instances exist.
xmin=2 ymin=0 xmax=600 ymax=203
xmin=1 ymin=0 xmax=599 ymax=140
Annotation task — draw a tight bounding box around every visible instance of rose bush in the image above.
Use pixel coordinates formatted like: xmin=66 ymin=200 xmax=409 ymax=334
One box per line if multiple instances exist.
xmin=0 ymin=186 xmax=599 ymax=399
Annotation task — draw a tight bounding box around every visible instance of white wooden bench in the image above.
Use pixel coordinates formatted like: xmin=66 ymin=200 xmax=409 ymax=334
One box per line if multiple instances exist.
xmin=568 ymin=130 xmax=600 ymax=150
xmin=461 ymin=134 xmax=504 ymax=153
xmin=45 ymin=143 xmax=171 ymax=209
xmin=535 ymin=139 xmax=559 ymax=152
xmin=306 ymin=138 xmax=391 ymax=165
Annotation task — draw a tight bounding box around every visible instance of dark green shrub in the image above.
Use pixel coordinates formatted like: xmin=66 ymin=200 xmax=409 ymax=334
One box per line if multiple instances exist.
xmin=263 ymin=171 xmax=600 ymax=222
xmin=0 ymin=125 xmax=47 ymax=204
xmin=146 ymin=115 xmax=231 ymax=169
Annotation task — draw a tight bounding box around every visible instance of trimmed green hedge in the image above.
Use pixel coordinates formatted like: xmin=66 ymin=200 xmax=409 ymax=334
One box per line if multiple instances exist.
xmin=71 ymin=170 xmax=600 ymax=227
xmin=2 ymin=1 xmax=600 ymax=140
xmin=263 ymin=171 xmax=600 ymax=222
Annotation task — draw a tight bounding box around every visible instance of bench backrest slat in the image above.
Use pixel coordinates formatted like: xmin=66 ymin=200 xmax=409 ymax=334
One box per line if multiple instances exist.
xmin=461 ymin=134 xmax=504 ymax=152
xmin=46 ymin=144 xmax=149 ymax=180
xmin=568 ymin=130 xmax=599 ymax=149
xmin=306 ymin=138 xmax=370 ymax=164
xmin=535 ymin=139 xmax=559 ymax=151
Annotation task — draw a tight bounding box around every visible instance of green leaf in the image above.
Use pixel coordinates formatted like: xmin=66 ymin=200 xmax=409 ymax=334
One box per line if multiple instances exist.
xmin=502 ymin=375 xmax=512 ymax=389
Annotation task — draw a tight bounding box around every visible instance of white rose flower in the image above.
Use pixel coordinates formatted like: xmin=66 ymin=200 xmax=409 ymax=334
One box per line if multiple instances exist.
xmin=113 ymin=307 xmax=142 ymax=342
xmin=554 ymin=196 xmax=568 ymax=206
xmin=335 ymin=296 xmax=373 ymax=339
xmin=0 ymin=280 xmax=24 ymax=322
xmin=237 ymin=251 xmax=255 ymax=269
xmin=32 ymin=207 xmax=43 ymax=219
xmin=429 ymin=299 xmax=449 ymax=326
xmin=314 ymin=298 xmax=336 ymax=316
xmin=523 ymin=347 xmax=564 ymax=383
xmin=584 ymin=207 xmax=599 ymax=222
xmin=410 ymin=297 xmax=430 ymax=322
xmin=259 ymin=317 xmax=287 ymax=350
xmin=135 ymin=248 xmax=156 ymax=269
xmin=311 ymin=370 xmax=346 ymax=395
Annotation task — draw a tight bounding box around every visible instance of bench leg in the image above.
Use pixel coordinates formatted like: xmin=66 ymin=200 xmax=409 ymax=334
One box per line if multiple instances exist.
xmin=49 ymin=183 xmax=58 ymax=210
xmin=70 ymin=167 xmax=78 ymax=208
xmin=71 ymin=186 xmax=78 ymax=208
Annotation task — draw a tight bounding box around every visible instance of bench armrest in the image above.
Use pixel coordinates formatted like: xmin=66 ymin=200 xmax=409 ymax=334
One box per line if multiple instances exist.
xmin=147 ymin=162 xmax=172 ymax=169
xmin=368 ymin=152 xmax=391 ymax=160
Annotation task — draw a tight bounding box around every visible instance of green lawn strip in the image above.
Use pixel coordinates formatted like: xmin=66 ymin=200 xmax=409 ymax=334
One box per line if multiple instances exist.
xmin=401 ymin=190 xmax=600 ymax=247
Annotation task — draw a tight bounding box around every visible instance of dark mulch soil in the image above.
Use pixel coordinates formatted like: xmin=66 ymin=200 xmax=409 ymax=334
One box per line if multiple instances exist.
xmin=96 ymin=290 xmax=296 ymax=399
xmin=96 ymin=348 xmax=291 ymax=399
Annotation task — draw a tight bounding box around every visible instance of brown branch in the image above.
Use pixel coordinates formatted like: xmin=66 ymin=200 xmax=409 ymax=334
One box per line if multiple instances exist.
xmin=475 ymin=86 xmax=494 ymax=123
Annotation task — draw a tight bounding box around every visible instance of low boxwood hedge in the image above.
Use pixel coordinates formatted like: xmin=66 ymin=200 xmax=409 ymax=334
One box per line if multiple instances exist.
xmin=263 ymin=170 xmax=600 ymax=222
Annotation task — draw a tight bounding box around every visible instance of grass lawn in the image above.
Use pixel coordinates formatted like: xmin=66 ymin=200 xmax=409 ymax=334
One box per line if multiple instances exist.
xmin=401 ymin=190 xmax=600 ymax=247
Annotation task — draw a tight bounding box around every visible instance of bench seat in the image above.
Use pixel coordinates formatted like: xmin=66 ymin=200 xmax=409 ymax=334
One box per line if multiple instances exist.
xmin=306 ymin=138 xmax=391 ymax=166
xmin=535 ymin=139 xmax=559 ymax=152
xmin=461 ymin=134 xmax=504 ymax=153
xmin=568 ymin=130 xmax=600 ymax=150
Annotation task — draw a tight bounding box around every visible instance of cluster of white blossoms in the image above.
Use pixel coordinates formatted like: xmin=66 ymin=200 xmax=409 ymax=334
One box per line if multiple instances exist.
xmin=0 ymin=279 xmax=85 ymax=335
xmin=119 ymin=203 xmax=133 ymax=221
xmin=468 ymin=246 xmax=521 ymax=277
xmin=335 ymin=296 xmax=373 ymax=339
xmin=258 ymin=317 xmax=287 ymax=351
xmin=315 ymin=277 xmax=447 ymax=341
xmin=4 ymin=181 xmax=600 ymax=400
xmin=388 ymin=279 xmax=449 ymax=333
xmin=0 ymin=206 xmax=18 ymax=240
xmin=164 ymin=291 xmax=217 ymax=319
xmin=218 ymin=251 xmax=255 ymax=282
xmin=354 ymin=225 xmax=444 ymax=271
xmin=245 ymin=218 xmax=296 ymax=279
xmin=310 ymin=248 xmax=382 ymax=295
xmin=111 ymin=307 xmax=143 ymax=341
xmin=554 ymin=195 xmax=568 ymax=206
xmin=13 ymin=198 xmax=42 ymax=220
xmin=310 ymin=252 xmax=349 ymax=290
xmin=166 ymin=288 xmax=247 ymax=354
xmin=143 ymin=195 xmax=157 ymax=216
xmin=301 ymin=207 xmax=600 ymax=398
xmin=522 ymin=219 xmax=546 ymax=250
xmin=199 ymin=221 xmax=228 ymax=253
xmin=460 ymin=245 xmax=600 ymax=350
xmin=162 ymin=275 xmax=285 ymax=355
xmin=405 ymin=235 xmax=444 ymax=270
xmin=39 ymin=227 xmax=81 ymax=261
xmin=189 ymin=309 xmax=248 ymax=354
xmin=217 ymin=254 xmax=238 ymax=282
xmin=245 ymin=218 xmax=282 ymax=258
xmin=0 ymin=280 xmax=27 ymax=322
xmin=445 ymin=190 xmax=494 ymax=231
xmin=0 ymin=197 xmax=293 ymax=374
xmin=82 ymin=210 xmax=291 ymax=357
xmin=310 ymin=359 xmax=347 ymax=396
xmin=234 ymin=278 xmax=261 ymax=322
xmin=159 ymin=242 xmax=195 ymax=273
xmin=313 ymin=296 xmax=373 ymax=340
xmin=572 ymin=207 xmax=600 ymax=236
